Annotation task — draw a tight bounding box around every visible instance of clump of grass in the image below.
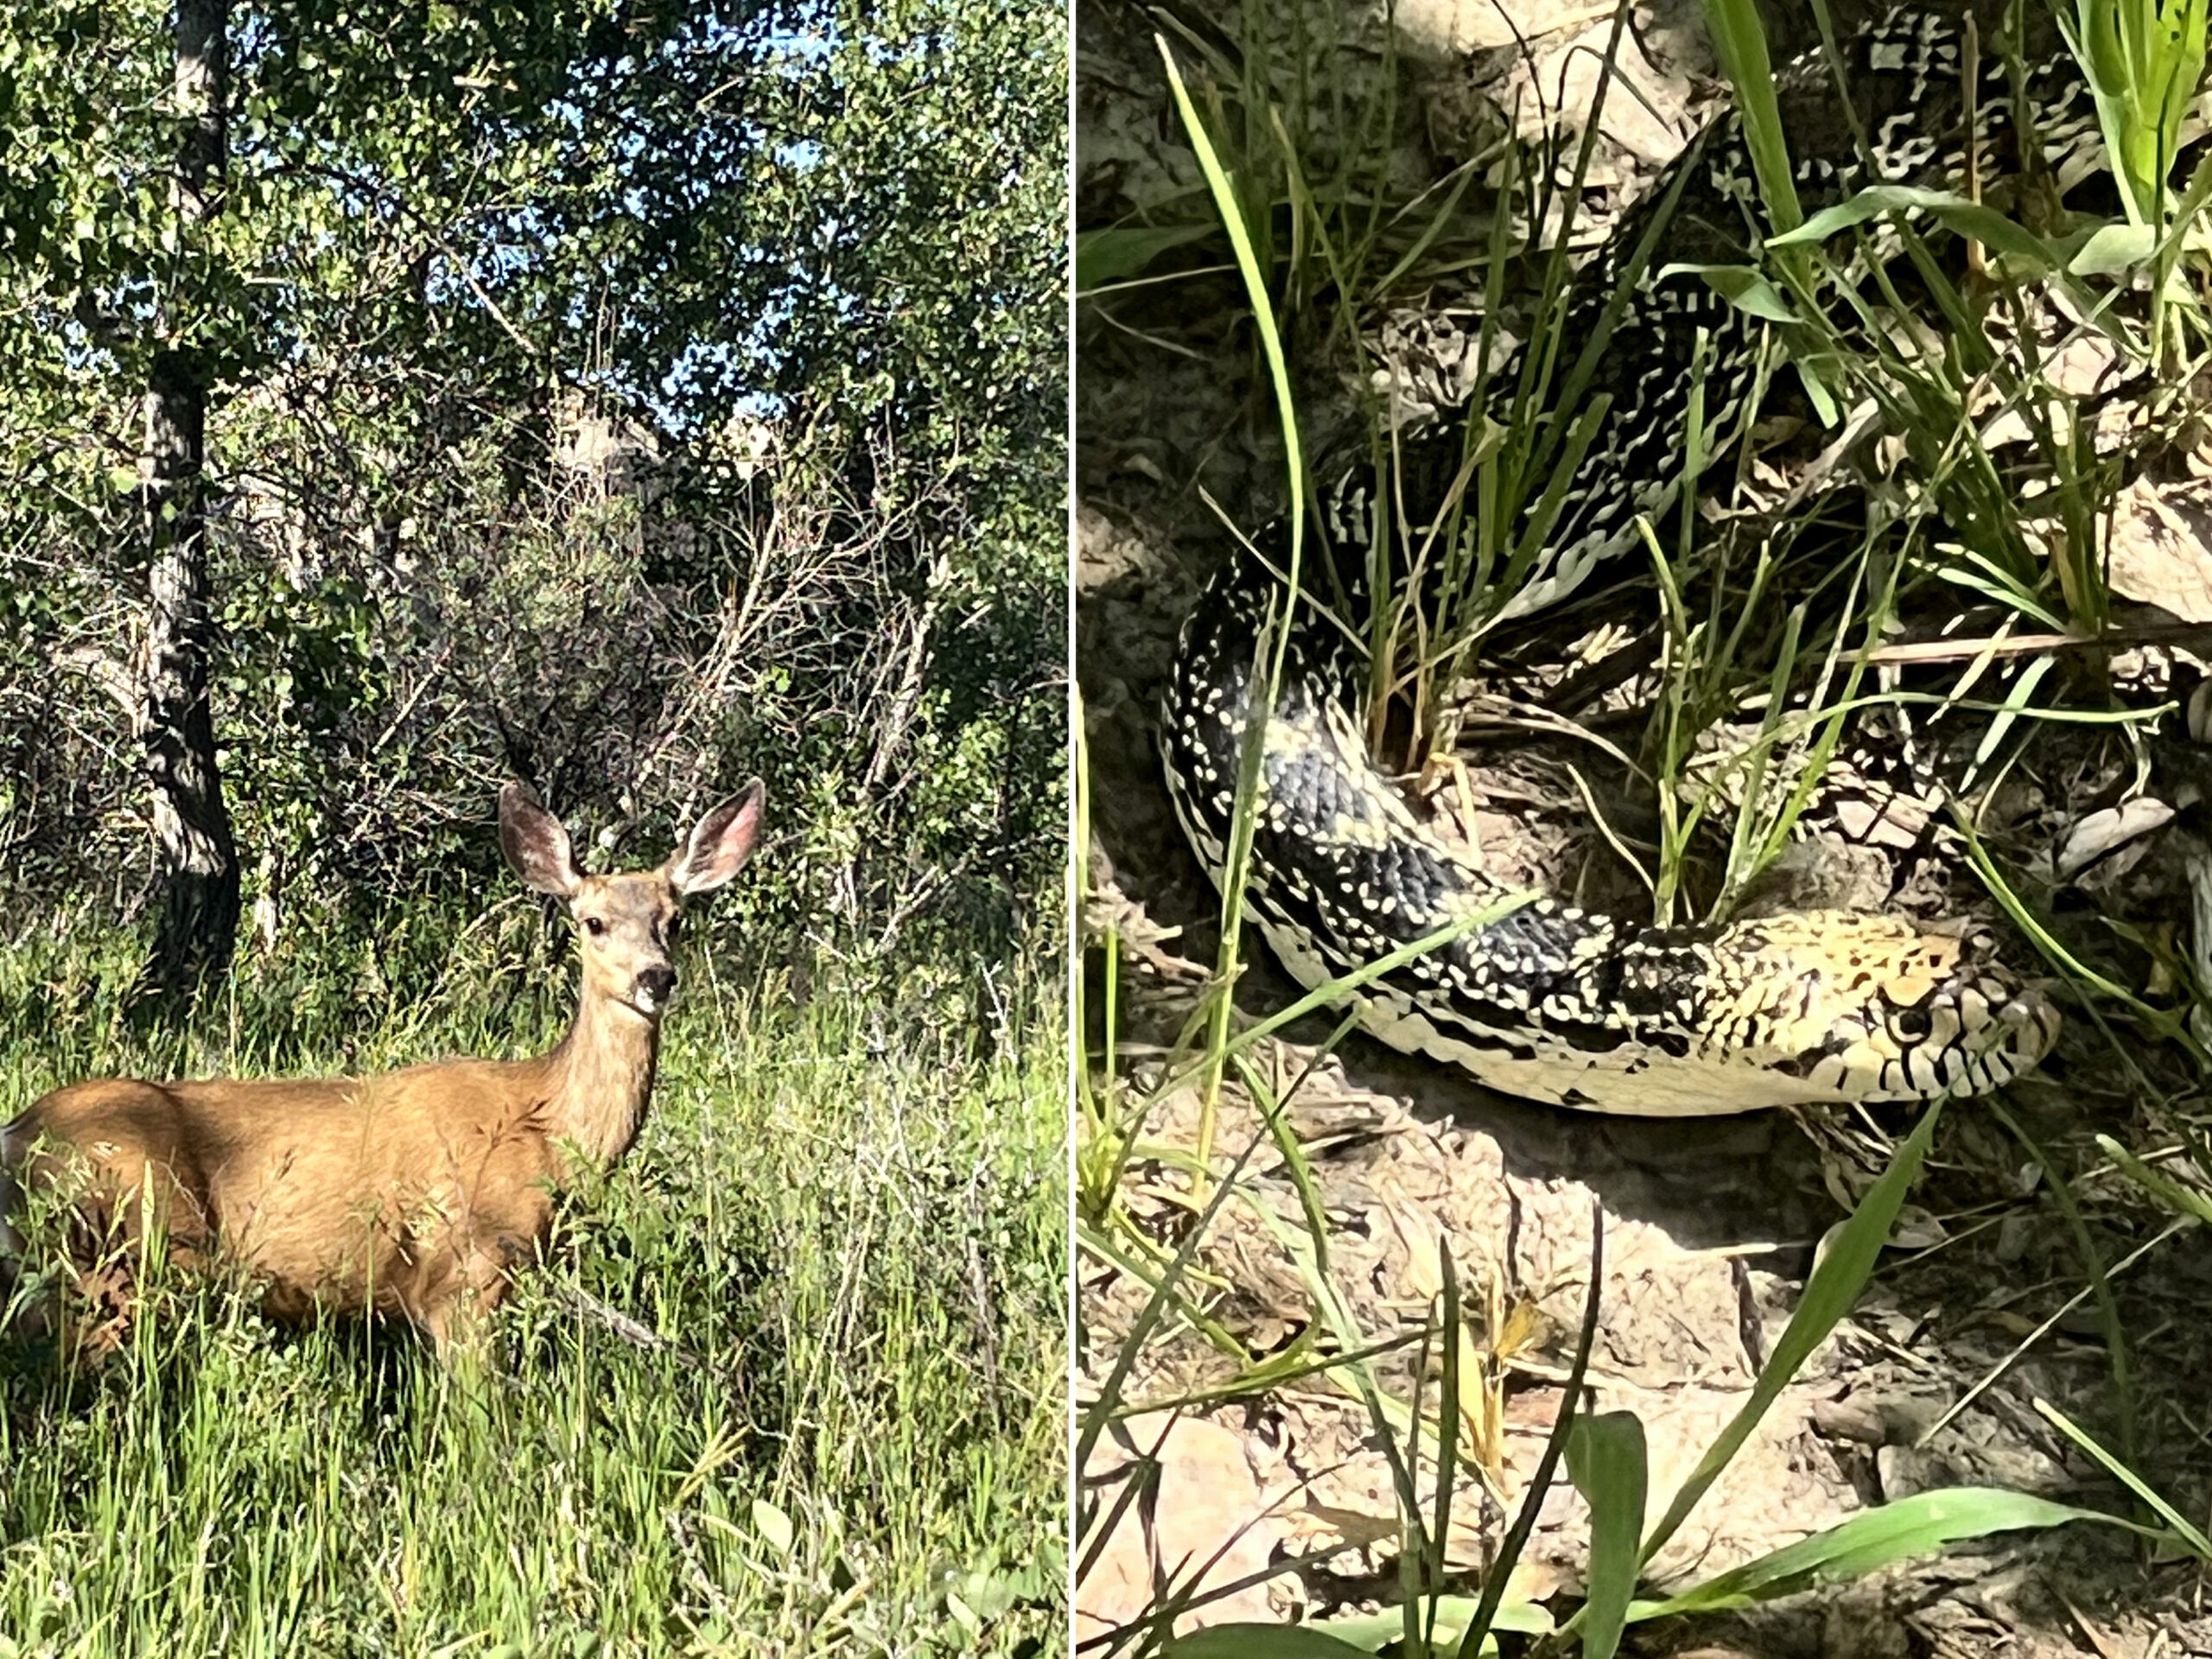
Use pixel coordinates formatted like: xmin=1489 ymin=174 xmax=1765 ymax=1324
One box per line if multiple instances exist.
xmin=0 ymin=906 xmax=1065 ymax=1656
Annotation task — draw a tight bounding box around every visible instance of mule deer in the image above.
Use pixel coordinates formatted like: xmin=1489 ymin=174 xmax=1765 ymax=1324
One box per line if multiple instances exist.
xmin=0 ymin=780 xmax=763 ymax=1362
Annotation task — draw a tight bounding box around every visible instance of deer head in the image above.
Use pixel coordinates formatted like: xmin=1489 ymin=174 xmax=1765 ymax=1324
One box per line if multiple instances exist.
xmin=499 ymin=782 xmax=766 ymax=1020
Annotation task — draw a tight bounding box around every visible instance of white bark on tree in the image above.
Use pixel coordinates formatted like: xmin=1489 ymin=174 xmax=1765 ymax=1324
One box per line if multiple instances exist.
xmin=141 ymin=0 xmax=239 ymax=1002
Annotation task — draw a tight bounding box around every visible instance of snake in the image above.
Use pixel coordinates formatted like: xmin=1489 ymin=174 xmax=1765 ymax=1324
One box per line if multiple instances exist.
xmin=1160 ymin=6 xmax=2103 ymax=1116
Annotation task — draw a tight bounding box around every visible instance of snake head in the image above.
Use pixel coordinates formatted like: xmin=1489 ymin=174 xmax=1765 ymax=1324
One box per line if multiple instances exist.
xmin=1724 ymin=913 xmax=2062 ymax=1102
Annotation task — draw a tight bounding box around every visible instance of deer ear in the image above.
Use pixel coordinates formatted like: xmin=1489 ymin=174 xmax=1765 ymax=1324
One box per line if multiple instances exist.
xmin=499 ymin=783 xmax=582 ymax=897
xmin=667 ymin=779 xmax=764 ymax=897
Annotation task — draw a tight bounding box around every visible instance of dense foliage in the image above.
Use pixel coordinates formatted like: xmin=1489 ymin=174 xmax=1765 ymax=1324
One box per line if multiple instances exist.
xmin=0 ymin=0 xmax=1065 ymax=981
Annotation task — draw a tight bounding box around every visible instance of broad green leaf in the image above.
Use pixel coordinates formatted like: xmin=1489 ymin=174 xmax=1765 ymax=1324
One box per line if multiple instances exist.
xmin=2056 ymin=0 xmax=2209 ymax=226
xmin=1316 ymin=1596 xmax=1554 ymax=1651
xmin=2067 ymin=221 xmax=2158 ymax=274
xmin=1567 ymin=1413 xmax=1647 ymax=1659
xmin=1309 ymin=1601 xmax=1557 ymax=1654
xmin=1637 ymin=1487 xmax=2132 ymax=1617
xmin=1186 ymin=1597 xmax=1555 ymax=1657
xmin=1768 ymin=187 xmax=2058 ymax=270
xmin=1164 ymin=1626 xmax=1375 ymax=1657
xmin=1661 ymin=262 xmax=1797 ymax=323
xmin=751 ymin=1497 xmax=794 ymax=1555
xmin=1639 ymin=1103 xmax=1942 ymax=1564
xmin=1075 ymin=224 xmax=1217 ymax=292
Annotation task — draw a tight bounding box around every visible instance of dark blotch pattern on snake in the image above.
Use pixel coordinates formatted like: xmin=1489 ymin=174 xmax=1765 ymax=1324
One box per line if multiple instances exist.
xmin=1161 ymin=6 xmax=2075 ymax=1115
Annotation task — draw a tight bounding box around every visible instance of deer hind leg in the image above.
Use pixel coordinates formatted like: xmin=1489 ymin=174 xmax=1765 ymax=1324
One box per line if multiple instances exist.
xmin=39 ymin=1151 xmax=211 ymax=1367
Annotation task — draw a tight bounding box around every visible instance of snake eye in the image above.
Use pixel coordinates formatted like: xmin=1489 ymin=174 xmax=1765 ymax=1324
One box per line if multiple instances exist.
xmin=1888 ymin=1005 xmax=1930 ymax=1044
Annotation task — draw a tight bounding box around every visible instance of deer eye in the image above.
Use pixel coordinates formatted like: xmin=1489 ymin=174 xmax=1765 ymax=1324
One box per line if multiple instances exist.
xmin=583 ymin=917 xmax=607 ymax=937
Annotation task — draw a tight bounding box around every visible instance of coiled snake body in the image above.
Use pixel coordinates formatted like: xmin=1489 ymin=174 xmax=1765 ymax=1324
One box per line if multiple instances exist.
xmin=1162 ymin=8 xmax=2088 ymax=1115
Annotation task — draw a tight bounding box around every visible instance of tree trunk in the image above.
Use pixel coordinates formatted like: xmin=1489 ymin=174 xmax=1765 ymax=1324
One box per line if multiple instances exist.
xmin=141 ymin=0 xmax=238 ymax=1005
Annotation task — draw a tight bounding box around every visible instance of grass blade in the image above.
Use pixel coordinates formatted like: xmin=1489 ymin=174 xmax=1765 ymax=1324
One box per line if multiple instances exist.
xmin=1637 ymin=1487 xmax=2140 ymax=1617
xmin=1639 ymin=1103 xmax=1942 ymax=1564
xmin=1074 ymin=1127 xmax=1272 ymax=1481
xmin=2034 ymin=1398 xmax=2212 ymax=1560
xmin=1768 ymin=186 xmax=2063 ymax=269
xmin=2094 ymin=1132 xmax=2212 ymax=1225
xmin=1155 ymin=35 xmax=1308 ymax=1176
xmin=1700 ymin=0 xmax=1801 ymax=234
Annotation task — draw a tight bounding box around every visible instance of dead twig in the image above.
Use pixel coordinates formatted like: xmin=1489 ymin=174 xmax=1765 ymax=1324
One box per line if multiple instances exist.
xmin=547 ymin=1279 xmax=732 ymax=1382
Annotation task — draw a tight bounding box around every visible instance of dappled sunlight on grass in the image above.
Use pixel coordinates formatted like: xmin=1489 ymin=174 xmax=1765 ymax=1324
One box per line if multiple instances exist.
xmin=0 ymin=917 xmax=1065 ymax=1655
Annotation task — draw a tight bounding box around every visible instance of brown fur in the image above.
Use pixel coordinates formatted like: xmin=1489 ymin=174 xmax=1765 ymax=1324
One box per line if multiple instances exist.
xmin=3 ymin=780 xmax=763 ymax=1361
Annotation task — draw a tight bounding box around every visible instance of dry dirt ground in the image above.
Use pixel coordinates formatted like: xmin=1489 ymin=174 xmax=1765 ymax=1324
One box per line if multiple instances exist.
xmin=1077 ymin=2 xmax=2212 ymax=1655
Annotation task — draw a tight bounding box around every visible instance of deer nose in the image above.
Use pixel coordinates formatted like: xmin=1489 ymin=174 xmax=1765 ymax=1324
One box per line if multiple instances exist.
xmin=637 ymin=966 xmax=677 ymax=1007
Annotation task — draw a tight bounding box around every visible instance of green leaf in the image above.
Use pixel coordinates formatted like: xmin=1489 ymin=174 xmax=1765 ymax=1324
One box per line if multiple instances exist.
xmin=1637 ymin=1487 xmax=2131 ymax=1617
xmin=1163 ymin=1626 xmax=1375 ymax=1657
xmin=751 ymin=1497 xmax=794 ymax=1555
xmin=1767 ymin=187 xmax=2058 ymax=270
xmin=2066 ymin=221 xmax=2158 ymax=275
xmin=2094 ymin=1133 xmax=2212 ymax=1224
xmin=2056 ymin=0 xmax=2209 ymax=226
xmin=1156 ymin=29 xmax=1312 ymax=1190
xmin=1568 ymin=1413 xmax=1648 ymax=1659
xmin=1699 ymin=0 xmax=1800 ymax=233
xmin=1316 ymin=1595 xmax=1553 ymax=1651
xmin=1793 ymin=358 xmax=1840 ymax=427
xmin=1075 ymin=224 xmax=1217 ymax=291
xmin=1662 ymin=262 xmax=1797 ymax=324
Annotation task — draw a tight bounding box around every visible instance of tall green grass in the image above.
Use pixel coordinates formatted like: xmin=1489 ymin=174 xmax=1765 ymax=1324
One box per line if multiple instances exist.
xmin=0 ymin=901 xmax=1065 ymax=1657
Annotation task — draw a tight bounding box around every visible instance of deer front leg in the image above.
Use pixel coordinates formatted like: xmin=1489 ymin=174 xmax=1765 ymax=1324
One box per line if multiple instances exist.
xmin=412 ymin=1238 xmax=517 ymax=1374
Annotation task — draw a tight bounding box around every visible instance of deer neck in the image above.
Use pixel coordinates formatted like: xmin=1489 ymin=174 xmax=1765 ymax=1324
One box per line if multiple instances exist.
xmin=541 ymin=988 xmax=662 ymax=1174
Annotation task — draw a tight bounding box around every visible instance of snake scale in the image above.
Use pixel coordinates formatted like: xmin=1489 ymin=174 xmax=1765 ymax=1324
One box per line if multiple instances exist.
xmin=1161 ymin=6 xmax=2098 ymax=1116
